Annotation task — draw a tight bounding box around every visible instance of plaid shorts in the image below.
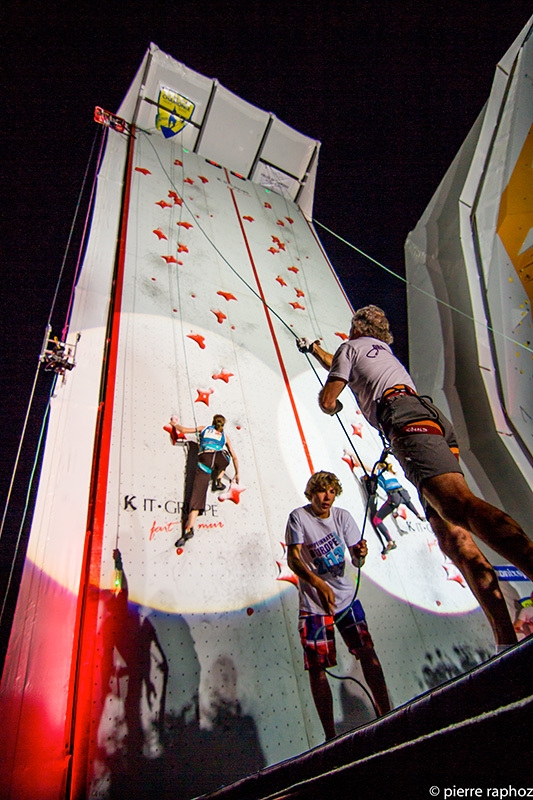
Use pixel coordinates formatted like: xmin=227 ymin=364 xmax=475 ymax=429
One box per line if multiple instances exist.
xmin=298 ymin=598 xmax=374 ymax=670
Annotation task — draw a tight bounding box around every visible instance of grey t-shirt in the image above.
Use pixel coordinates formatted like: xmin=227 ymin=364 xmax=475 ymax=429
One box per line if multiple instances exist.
xmin=328 ymin=336 xmax=416 ymax=427
xmin=285 ymin=505 xmax=361 ymax=614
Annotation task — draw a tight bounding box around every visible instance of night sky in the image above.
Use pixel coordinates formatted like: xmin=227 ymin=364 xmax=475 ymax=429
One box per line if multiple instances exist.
xmin=2 ymin=2 xmax=532 ymax=597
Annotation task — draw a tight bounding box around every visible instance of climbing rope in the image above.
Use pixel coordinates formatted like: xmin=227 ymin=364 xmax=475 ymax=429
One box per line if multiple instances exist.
xmin=314 ymin=219 xmax=533 ymax=356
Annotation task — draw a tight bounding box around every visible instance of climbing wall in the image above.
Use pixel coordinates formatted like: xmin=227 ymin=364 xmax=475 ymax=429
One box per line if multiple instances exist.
xmin=86 ymin=133 xmax=498 ymax=798
xmin=2 ymin=44 xmax=525 ymax=800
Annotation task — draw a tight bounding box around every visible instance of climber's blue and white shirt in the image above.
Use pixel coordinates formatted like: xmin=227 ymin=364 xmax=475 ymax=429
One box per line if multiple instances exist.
xmin=377 ymin=472 xmax=402 ymax=493
xmin=199 ymin=426 xmax=226 ymax=452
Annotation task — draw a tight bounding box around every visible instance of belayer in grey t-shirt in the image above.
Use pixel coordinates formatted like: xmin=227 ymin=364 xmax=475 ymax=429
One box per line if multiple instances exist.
xmin=297 ymin=304 xmax=533 ymax=652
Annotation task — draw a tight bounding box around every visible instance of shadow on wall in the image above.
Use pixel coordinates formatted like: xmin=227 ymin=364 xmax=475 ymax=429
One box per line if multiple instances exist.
xmin=418 ymin=644 xmax=492 ymax=690
xmin=336 ymin=680 xmax=377 ymax=735
xmin=89 ymin=573 xmax=265 ymax=800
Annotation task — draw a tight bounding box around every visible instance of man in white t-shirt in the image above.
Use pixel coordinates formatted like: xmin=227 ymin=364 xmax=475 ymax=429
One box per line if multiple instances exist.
xmin=286 ymin=471 xmax=391 ymax=740
xmin=298 ymin=304 xmax=533 ymax=651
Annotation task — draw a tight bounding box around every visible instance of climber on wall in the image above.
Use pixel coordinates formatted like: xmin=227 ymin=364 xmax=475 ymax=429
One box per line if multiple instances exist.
xmin=169 ymin=414 xmax=239 ymax=547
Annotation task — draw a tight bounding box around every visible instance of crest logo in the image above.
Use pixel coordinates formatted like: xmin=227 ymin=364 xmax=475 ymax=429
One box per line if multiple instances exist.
xmin=155 ymin=87 xmax=195 ymax=139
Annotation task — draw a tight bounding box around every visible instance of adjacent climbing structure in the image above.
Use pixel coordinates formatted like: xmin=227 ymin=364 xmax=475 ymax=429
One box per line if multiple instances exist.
xmin=406 ymin=17 xmax=533 ymax=543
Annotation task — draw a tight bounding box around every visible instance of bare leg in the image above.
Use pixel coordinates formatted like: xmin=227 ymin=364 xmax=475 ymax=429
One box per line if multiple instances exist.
xmin=308 ymin=667 xmax=336 ymax=740
xmin=426 ymin=506 xmax=517 ymax=645
xmin=358 ymin=650 xmax=391 ymax=716
xmin=184 ymin=509 xmax=199 ymax=532
xmin=423 ymin=473 xmax=533 ymax=581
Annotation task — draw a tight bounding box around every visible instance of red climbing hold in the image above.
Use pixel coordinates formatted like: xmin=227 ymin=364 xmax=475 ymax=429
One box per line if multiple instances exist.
xmin=198 ymin=175 xmax=209 ymax=183
xmin=243 ymin=215 xmax=254 ymax=222
xmin=212 ymin=370 xmax=234 ymax=383
xmin=177 ymin=244 xmax=189 ymax=253
xmin=184 ymin=177 xmax=194 ymax=185
xmin=335 ymin=332 xmax=349 ymax=340
xmin=342 ymin=451 xmax=359 ymax=471
xmin=195 ymin=388 xmax=214 ymax=406
xmin=163 ymin=424 xmax=186 ymax=444
xmin=161 ymin=255 xmax=177 ymax=264
xmin=289 ymin=302 xmax=305 ymax=310
xmin=288 ymin=266 xmax=299 ymax=274
xmin=295 ymin=288 xmax=305 ymax=298
xmin=285 ymin=217 xmax=294 ymax=224
xmin=168 ymin=191 xmax=183 ymax=205
xmin=187 ymin=333 xmax=206 ymax=349
xmin=264 ymin=202 xmax=272 ymax=209
xmin=276 ymin=220 xmax=285 ymax=227
xmin=135 ymin=167 xmax=151 ymax=175
xmin=276 ymin=276 xmax=287 ymax=287
xmin=177 ymin=221 xmax=194 ymax=229
xmin=153 ymin=228 xmax=168 ymax=240
xmin=156 ymin=200 xmax=172 ymax=208
xmin=268 ymin=247 xmax=280 ymax=255
xmin=174 ymin=159 xmax=183 ymax=166
xmin=211 ymin=310 xmax=227 ymax=324
xmin=217 ymin=291 xmax=237 ymax=302
xmin=218 ymin=483 xmax=246 ymax=504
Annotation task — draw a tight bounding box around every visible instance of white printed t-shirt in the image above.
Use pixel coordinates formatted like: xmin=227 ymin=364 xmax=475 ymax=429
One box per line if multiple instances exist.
xmin=328 ymin=337 xmax=415 ymax=428
xmin=285 ymin=505 xmax=361 ymax=615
